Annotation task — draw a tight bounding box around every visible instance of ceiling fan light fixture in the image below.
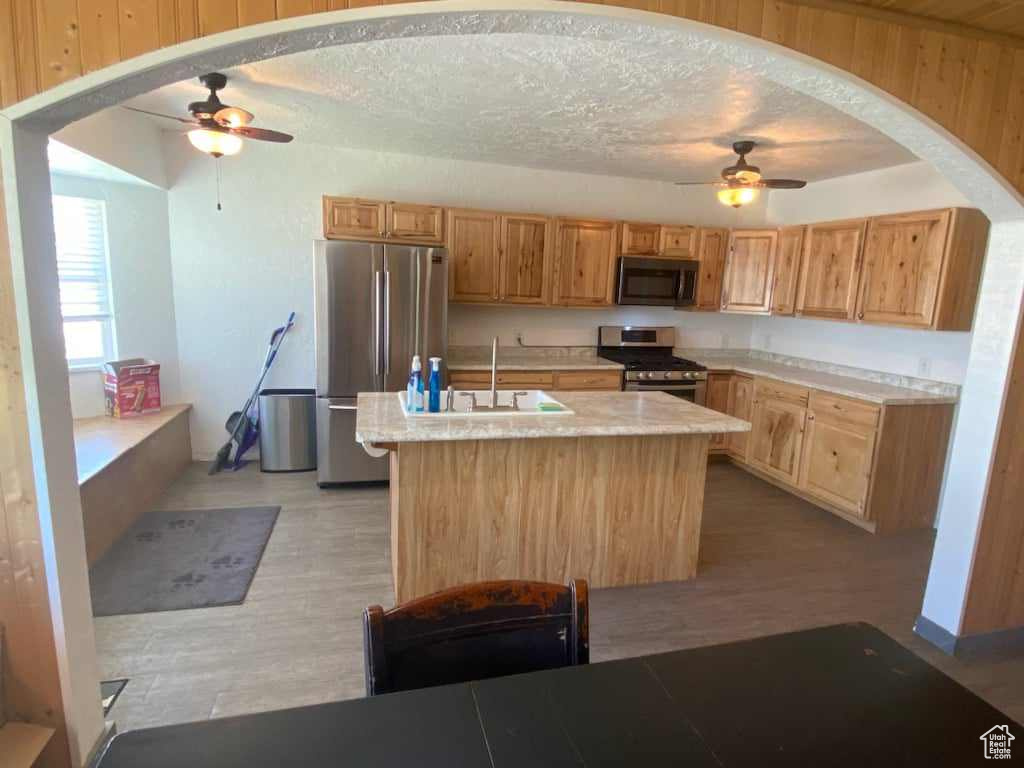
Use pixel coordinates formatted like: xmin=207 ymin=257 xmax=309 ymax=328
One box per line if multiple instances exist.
xmin=188 ymin=128 xmax=243 ymax=157
xmin=717 ymin=186 xmax=759 ymax=208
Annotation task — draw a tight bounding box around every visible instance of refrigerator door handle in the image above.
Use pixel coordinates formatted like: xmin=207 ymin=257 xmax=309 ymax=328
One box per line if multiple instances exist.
xmin=328 ymin=403 xmax=359 ymax=411
xmin=384 ymin=269 xmax=391 ymax=375
xmin=373 ymin=270 xmax=382 ymax=377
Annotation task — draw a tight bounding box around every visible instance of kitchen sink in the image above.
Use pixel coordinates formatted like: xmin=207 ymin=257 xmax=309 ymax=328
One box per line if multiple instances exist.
xmin=398 ymin=390 xmax=574 ymax=417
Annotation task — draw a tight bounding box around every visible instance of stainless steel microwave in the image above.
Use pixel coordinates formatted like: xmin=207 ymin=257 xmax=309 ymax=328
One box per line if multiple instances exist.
xmin=616 ymin=256 xmax=699 ymax=307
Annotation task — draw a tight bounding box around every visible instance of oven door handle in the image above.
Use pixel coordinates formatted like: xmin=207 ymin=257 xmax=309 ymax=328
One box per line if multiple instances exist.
xmin=624 ymin=383 xmax=700 ymax=391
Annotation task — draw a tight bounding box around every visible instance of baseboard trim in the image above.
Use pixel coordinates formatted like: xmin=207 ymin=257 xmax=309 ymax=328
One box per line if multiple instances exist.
xmin=914 ymin=615 xmax=1024 ymax=659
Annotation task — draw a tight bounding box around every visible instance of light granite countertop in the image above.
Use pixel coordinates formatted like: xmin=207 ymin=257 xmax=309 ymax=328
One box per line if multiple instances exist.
xmin=448 ymin=346 xmax=623 ymax=371
xmin=355 ymin=391 xmax=750 ymax=444
xmin=690 ymin=355 xmax=958 ymax=405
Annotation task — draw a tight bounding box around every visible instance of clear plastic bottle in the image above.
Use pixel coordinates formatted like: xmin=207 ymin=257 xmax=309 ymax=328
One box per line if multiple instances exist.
xmin=407 ymin=355 xmax=424 ymax=413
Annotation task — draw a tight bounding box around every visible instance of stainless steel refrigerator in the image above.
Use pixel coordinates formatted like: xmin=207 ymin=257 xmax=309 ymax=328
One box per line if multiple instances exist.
xmin=314 ymin=240 xmax=447 ymax=485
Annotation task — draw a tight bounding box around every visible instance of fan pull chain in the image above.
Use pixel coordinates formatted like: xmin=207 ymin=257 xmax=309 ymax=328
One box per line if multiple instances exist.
xmin=216 ymin=158 xmax=223 ymax=211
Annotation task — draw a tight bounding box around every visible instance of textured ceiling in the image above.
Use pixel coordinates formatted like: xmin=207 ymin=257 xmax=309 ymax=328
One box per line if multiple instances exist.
xmin=124 ymin=32 xmax=915 ymax=182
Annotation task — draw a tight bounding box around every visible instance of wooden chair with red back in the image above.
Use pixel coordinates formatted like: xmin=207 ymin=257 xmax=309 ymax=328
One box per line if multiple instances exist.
xmin=362 ymin=579 xmax=589 ymax=696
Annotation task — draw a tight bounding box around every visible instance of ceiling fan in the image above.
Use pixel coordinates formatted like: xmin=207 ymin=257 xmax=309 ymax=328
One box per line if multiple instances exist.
xmin=124 ymin=72 xmax=294 ymax=157
xmin=675 ymin=141 xmax=806 ymax=208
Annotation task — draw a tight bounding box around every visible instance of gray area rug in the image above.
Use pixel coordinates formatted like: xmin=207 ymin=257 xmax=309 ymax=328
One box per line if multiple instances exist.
xmin=89 ymin=506 xmax=279 ymax=617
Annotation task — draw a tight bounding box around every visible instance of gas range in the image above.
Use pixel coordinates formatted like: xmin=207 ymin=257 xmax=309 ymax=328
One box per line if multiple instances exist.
xmin=597 ymin=326 xmax=708 ymax=405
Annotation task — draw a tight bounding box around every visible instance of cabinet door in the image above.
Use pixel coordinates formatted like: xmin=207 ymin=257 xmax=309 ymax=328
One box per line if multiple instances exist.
xmin=796 ymin=219 xmax=866 ymax=320
xmin=553 ymin=219 xmax=618 ymax=306
xmin=749 ymin=395 xmax=806 ymax=484
xmin=499 ymin=214 xmax=551 ymax=305
xmin=855 ymin=209 xmax=951 ymax=328
xmin=621 ymin=222 xmax=661 ymax=255
xmin=695 ymin=228 xmax=728 ymax=311
xmin=705 ymin=373 xmax=732 ymax=449
xmin=726 ymin=374 xmax=753 ymax=461
xmin=386 ymin=202 xmax=444 ymax=244
xmin=771 ymin=226 xmax=805 ymax=315
xmin=721 ymin=230 xmax=778 ymax=313
xmin=659 ymin=225 xmax=698 ymax=259
xmin=800 ymin=413 xmax=877 ymax=518
xmin=323 ymin=196 xmax=386 ymax=239
xmin=447 ymin=209 xmax=500 ymax=303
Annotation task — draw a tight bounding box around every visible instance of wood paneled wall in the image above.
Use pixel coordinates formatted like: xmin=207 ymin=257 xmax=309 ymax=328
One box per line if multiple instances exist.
xmin=962 ymin=303 xmax=1024 ymax=636
xmin=1 ymin=0 xmax=1024 ymax=194
xmin=0 ymin=162 xmax=70 ymax=766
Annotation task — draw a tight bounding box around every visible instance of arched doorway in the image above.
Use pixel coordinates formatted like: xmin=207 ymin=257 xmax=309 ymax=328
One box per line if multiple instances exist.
xmin=3 ymin=4 xmax=1022 ymax=764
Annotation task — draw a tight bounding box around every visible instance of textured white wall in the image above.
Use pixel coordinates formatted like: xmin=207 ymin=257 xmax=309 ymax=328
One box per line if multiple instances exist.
xmin=166 ymin=137 xmax=770 ymax=457
xmin=51 ymin=173 xmax=182 ymax=418
xmin=760 ymin=161 xmax=977 ymax=384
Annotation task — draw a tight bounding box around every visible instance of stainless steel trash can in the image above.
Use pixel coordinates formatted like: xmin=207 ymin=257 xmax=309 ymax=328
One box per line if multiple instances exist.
xmin=258 ymin=388 xmax=317 ymax=472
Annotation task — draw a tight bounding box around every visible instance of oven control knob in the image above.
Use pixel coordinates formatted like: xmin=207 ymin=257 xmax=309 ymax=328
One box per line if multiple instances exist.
xmin=660 ymin=371 xmax=670 ymax=380
xmin=639 ymin=372 xmax=649 ymax=380
xmin=684 ymin=372 xmax=693 ymax=379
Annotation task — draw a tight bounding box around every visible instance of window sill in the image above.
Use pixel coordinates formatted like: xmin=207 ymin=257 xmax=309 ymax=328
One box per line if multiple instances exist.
xmin=68 ymin=364 xmax=104 ymax=374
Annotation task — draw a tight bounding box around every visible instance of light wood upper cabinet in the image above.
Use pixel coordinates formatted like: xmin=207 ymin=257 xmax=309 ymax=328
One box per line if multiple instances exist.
xmin=721 ymin=229 xmax=778 ymax=314
xmin=855 ymin=208 xmax=989 ymax=330
xmin=499 ymin=213 xmax=551 ymax=305
xmin=553 ymin=218 xmax=619 ymax=307
xmin=695 ymin=228 xmax=729 ymax=311
xmin=621 ymin=222 xmax=661 ymax=255
xmin=324 ymin=197 xmax=443 ymax=244
xmin=772 ymin=226 xmax=805 ymax=316
xmin=659 ymin=225 xmax=698 ymax=259
xmin=727 ymin=374 xmax=753 ymax=461
xmin=796 ymin=219 xmax=867 ymax=320
xmin=748 ymin=380 xmax=808 ymax=484
xmin=447 ymin=209 xmax=500 ymax=303
xmin=386 ymin=202 xmax=444 ymax=244
xmin=323 ymin=197 xmax=386 ymax=239
xmin=799 ymin=392 xmax=879 ymax=518
xmin=706 ymin=373 xmax=732 ymax=450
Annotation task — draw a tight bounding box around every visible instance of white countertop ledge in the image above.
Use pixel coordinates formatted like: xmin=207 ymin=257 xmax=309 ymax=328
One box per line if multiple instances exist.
xmin=356 ymin=391 xmax=751 ymax=444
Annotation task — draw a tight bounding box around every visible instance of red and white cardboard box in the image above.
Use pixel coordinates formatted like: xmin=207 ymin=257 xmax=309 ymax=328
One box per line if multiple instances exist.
xmin=104 ymin=358 xmax=161 ymax=418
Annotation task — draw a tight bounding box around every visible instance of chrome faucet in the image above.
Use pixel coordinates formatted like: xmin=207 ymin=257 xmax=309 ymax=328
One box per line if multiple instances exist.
xmin=490 ymin=336 xmax=499 ymax=409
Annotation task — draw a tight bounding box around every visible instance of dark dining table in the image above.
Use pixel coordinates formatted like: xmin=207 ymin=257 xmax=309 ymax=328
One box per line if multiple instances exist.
xmin=96 ymin=622 xmax=1019 ymax=767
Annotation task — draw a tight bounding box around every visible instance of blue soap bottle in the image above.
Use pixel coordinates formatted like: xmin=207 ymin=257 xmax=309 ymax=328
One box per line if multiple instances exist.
xmin=428 ymin=357 xmax=442 ymax=412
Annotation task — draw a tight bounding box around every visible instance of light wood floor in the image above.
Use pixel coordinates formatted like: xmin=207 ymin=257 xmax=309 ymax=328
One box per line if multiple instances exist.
xmin=94 ymin=461 xmax=1024 ymax=732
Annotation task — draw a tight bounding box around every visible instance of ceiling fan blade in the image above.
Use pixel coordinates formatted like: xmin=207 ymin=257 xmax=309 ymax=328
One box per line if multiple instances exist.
xmin=214 ymin=106 xmax=254 ymax=128
xmin=229 ymin=126 xmax=294 ymax=143
xmin=761 ymin=179 xmax=807 ymax=189
xmin=122 ymin=106 xmax=197 ymax=125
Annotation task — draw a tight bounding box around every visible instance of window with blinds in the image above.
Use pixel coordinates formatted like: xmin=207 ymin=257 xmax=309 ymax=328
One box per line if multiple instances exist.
xmin=52 ymin=195 xmax=116 ymax=368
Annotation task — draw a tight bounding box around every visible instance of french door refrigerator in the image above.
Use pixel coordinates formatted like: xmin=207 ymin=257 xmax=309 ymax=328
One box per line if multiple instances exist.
xmin=314 ymin=240 xmax=447 ymax=485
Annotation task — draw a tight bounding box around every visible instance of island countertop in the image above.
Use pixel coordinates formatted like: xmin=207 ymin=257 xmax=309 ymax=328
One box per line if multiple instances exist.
xmin=355 ymin=391 xmax=750 ymax=444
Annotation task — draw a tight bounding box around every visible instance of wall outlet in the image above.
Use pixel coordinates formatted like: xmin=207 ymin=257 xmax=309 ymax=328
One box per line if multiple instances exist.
xmin=918 ymin=357 xmax=932 ymax=377
xmin=513 ymin=329 xmax=524 ymax=346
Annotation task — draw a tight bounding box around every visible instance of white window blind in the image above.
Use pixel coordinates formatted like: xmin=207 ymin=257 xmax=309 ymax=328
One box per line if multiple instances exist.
xmin=52 ymin=195 xmax=115 ymax=368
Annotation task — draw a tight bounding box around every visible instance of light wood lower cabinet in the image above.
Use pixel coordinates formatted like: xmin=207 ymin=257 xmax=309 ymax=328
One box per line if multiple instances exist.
xmin=726 ymin=374 xmax=753 ymax=461
xmin=706 ymin=372 xmax=953 ymax=533
xmin=448 ymin=369 xmax=621 ymax=391
xmin=706 ymin=373 xmax=731 ymax=449
xmin=748 ymin=380 xmax=809 ymax=484
xmin=799 ymin=392 xmax=878 ymax=518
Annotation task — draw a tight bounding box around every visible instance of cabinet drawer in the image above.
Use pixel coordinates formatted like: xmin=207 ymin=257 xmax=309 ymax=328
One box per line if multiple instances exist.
xmin=448 ymin=370 xmax=555 ymax=389
xmin=809 ymin=391 xmax=880 ymax=429
xmin=554 ymin=370 xmax=622 ymax=390
xmin=754 ymin=379 xmax=810 ymax=407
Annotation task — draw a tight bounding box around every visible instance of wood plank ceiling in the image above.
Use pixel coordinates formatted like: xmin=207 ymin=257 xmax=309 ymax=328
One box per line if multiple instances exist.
xmin=847 ymin=0 xmax=1024 ymax=40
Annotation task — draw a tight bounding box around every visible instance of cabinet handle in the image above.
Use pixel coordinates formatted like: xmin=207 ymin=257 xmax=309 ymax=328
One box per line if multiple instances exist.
xmin=808 ymin=414 xmax=815 ymax=421
xmin=857 ymin=312 xmax=864 ymax=320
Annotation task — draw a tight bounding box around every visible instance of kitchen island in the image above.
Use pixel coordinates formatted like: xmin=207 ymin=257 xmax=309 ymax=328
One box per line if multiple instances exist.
xmin=356 ymin=391 xmax=749 ymax=601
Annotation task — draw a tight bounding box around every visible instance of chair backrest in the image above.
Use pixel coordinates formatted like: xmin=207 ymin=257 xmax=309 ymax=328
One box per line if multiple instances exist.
xmin=363 ymin=579 xmax=589 ymax=696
